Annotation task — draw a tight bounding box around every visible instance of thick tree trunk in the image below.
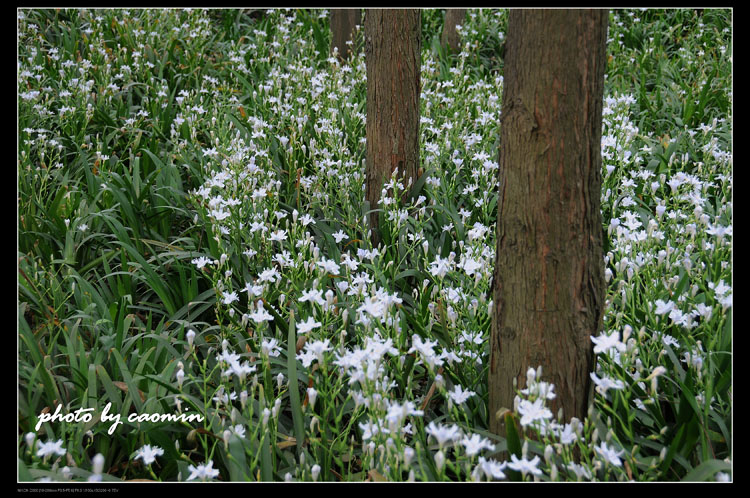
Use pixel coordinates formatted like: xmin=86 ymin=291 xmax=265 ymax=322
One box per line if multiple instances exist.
xmin=441 ymin=9 xmax=466 ymax=53
xmin=330 ymin=9 xmax=362 ymax=61
xmin=364 ymin=9 xmax=421 ymax=245
xmin=489 ymin=9 xmax=608 ymax=437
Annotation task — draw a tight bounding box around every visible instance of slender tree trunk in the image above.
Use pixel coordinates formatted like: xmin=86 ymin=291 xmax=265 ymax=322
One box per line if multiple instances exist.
xmin=364 ymin=9 xmax=421 ymax=245
xmin=489 ymin=9 xmax=608 ymax=437
xmin=330 ymin=9 xmax=362 ymax=61
xmin=441 ymin=9 xmax=466 ymax=53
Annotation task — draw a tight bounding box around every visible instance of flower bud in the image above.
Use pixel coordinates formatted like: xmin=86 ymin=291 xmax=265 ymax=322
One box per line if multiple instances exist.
xmin=186 ymin=329 xmax=196 ymax=348
xmin=92 ymin=453 xmax=105 ymax=475
xmin=434 ymin=450 xmax=445 ymax=472
xmin=404 ymin=446 xmax=415 ymax=467
xmin=307 ymin=387 xmax=318 ymax=410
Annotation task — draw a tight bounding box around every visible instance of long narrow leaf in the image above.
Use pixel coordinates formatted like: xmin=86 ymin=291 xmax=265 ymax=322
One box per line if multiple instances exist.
xmin=286 ymin=310 xmax=306 ymax=456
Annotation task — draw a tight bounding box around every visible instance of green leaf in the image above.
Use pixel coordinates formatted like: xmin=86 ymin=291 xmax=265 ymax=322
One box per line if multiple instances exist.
xmin=104 ymin=219 xmax=177 ymax=315
xmin=681 ymin=459 xmax=731 ymax=482
xmin=87 ymin=364 xmax=98 ymax=409
xmin=96 ymin=364 xmax=123 ymax=414
xmin=504 ymin=411 xmax=523 ymax=481
xmin=227 ymin=434 xmax=250 ymax=481
xmin=286 ymin=310 xmax=306 ymax=456
xmin=18 ymin=459 xmax=34 ymax=481
xmin=660 ymin=423 xmax=685 ymax=476
xmin=260 ymin=430 xmax=273 ymax=481
xmin=111 ymin=348 xmax=143 ymax=412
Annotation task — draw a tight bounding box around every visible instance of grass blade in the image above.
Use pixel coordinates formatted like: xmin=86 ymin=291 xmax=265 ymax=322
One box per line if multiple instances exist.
xmin=286 ymin=310 xmax=306 ymax=456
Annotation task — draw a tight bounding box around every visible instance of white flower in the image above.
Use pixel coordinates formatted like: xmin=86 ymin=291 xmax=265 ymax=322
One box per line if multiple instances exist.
xmin=425 ymin=422 xmax=461 ymax=448
xmin=134 ymin=445 xmax=164 ymax=466
xmin=317 ymin=257 xmax=340 ymax=274
xmin=461 ymin=433 xmax=495 ymax=456
xmin=359 ymin=420 xmax=387 ymax=441
xmin=517 ymin=398 xmax=552 ymax=427
xmin=654 ymin=299 xmax=674 ymax=316
xmin=257 ymin=267 xmax=281 ymax=283
xmin=459 ymin=256 xmax=483 ymax=276
xmin=590 ymin=372 xmax=625 ymax=395
xmin=191 ymin=256 xmax=213 ymax=269
xmin=299 ymin=288 xmax=325 ymax=306
xmin=303 ymin=339 xmax=332 ymax=365
xmin=300 ymin=214 xmax=315 ymax=226
xmin=383 ymin=400 xmax=423 ymax=433
xmin=507 ymin=454 xmax=542 ymax=477
xmin=297 ymin=316 xmax=322 ymax=335
xmin=261 ymin=338 xmax=282 ymax=357
xmin=269 ymin=229 xmax=287 ymax=242
xmin=186 ymin=460 xmax=220 ymax=481
xmin=475 ymin=457 xmax=507 ymax=480
xmin=660 ymin=333 xmax=680 ymax=349
xmin=429 ymin=255 xmax=454 ymax=278
xmin=591 ymin=331 xmax=626 ymax=355
xmin=295 ymin=348 xmax=316 ymax=368
xmin=448 ymin=384 xmax=475 ymax=405
xmin=36 ymin=439 xmax=66 ymax=458
xmin=557 ymin=423 xmax=578 ymax=445
xmin=595 ymin=441 xmax=625 ymax=467
xmin=567 ymin=462 xmax=592 ymax=481
xmin=222 ymin=357 xmax=256 ymax=380
xmin=357 ymin=295 xmax=385 ymax=320
xmin=332 ymin=230 xmax=349 ymax=243
xmin=408 ymin=334 xmax=443 ymax=369
xmin=249 ymin=302 xmax=274 ymax=324
xmin=222 ymin=291 xmax=239 ymax=305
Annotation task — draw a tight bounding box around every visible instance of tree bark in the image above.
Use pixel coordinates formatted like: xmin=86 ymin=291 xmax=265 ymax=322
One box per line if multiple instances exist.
xmin=330 ymin=9 xmax=362 ymax=61
xmin=364 ymin=9 xmax=421 ymax=246
xmin=489 ymin=9 xmax=608 ymax=438
xmin=441 ymin=9 xmax=466 ymax=53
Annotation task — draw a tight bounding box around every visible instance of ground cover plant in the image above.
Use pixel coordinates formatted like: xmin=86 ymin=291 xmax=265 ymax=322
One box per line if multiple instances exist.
xmin=18 ymin=8 xmax=732 ymax=482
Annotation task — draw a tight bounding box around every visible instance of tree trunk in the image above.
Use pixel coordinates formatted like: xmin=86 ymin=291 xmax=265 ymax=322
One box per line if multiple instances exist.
xmin=330 ymin=9 xmax=362 ymax=61
xmin=441 ymin=9 xmax=466 ymax=53
xmin=364 ymin=9 xmax=421 ymax=246
xmin=489 ymin=9 xmax=608 ymax=438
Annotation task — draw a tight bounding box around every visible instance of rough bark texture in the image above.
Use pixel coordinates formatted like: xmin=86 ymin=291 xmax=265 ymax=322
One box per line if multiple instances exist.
xmin=330 ymin=9 xmax=362 ymax=61
xmin=489 ymin=9 xmax=608 ymax=437
xmin=365 ymin=9 xmax=421 ymax=245
xmin=441 ymin=9 xmax=467 ymax=53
